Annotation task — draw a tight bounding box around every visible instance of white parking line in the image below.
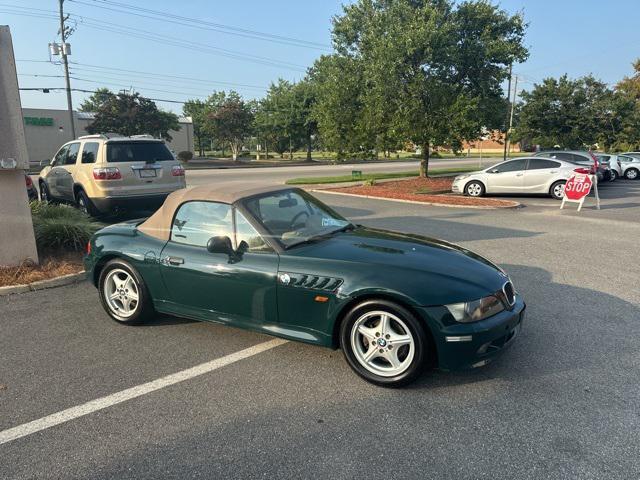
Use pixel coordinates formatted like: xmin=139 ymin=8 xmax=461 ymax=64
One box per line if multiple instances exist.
xmin=0 ymin=338 xmax=288 ymax=446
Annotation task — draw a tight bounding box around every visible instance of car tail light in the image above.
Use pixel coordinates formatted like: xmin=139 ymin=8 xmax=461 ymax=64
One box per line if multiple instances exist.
xmin=171 ymin=165 xmax=185 ymax=176
xmin=25 ymin=175 xmax=33 ymax=187
xmin=86 ymin=241 xmax=91 ymax=255
xmin=574 ymin=167 xmax=590 ymax=174
xmin=93 ymin=167 xmax=122 ymax=180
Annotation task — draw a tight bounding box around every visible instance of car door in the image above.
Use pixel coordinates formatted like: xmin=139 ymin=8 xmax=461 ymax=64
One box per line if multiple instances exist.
xmin=485 ymin=159 xmax=528 ymax=193
xmin=523 ymin=158 xmax=562 ymax=193
xmin=57 ymin=142 xmax=80 ymax=201
xmin=158 ymin=200 xmax=279 ymax=328
xmin=45 ymin=145 xmax=70 ymax=198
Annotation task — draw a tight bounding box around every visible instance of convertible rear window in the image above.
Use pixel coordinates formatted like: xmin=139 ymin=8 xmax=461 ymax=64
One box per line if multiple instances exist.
xmin=106 ymin=142 xmax=174 ymax=163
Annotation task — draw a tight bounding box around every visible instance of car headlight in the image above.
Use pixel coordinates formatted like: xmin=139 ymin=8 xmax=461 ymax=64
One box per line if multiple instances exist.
xmin=445 ymin=295 xmax=505 ymax=323
xmin=455 ymin=174 xmax=470 ymax=181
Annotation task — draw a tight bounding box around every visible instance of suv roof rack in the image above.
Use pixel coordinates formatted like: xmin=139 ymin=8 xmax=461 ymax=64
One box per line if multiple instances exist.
xmin=78 ymin=133 xmax=125 ymax=140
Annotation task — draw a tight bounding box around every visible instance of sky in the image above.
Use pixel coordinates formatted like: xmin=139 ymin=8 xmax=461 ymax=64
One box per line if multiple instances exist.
xmin=3 ymin=0 xmax=639 ymax=114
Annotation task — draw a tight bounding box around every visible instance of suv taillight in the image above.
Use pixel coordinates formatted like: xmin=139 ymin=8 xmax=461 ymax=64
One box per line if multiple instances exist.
xmin=25 ymin=175 xmax=33 ymax=187
xmin=171 ymin=165 xmax=185 ymax=176
xmin=93 ymin=167 xmax=122 ymax=180
xmin=86 ymin=241 xmax=91 ymax=255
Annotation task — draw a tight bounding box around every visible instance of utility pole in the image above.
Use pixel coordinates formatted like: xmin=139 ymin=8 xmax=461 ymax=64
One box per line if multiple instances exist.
xmin=502 ymin=63 xmax=512 ymax=162
xmin=505 ymin=75 xmax=518 ymax=159
xmin=58 ymin=0 xmax=76 ymax=139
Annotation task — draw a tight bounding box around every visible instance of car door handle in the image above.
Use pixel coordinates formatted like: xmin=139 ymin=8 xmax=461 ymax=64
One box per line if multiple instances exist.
xmin=516 ymin=173 xmax=524 ymax=177
xmin=166 ymin=256 xmax=184 ymax=266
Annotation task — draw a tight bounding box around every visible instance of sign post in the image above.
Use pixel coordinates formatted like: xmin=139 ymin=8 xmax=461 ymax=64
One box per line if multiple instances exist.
xmin=0 ymin=26 xmax=39 ymax=266
xmin=560 ymin=173 xmax=600 ymax=212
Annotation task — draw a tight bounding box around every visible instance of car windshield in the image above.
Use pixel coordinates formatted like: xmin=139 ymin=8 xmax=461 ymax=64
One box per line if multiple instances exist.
xmin=243 ymin=190 xmax=352 ymax=248
xmin=106 ymin=142 xmax=174 ymax=162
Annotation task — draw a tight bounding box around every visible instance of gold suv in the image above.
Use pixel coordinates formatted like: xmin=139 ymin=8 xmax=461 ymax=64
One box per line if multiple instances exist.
xmin=38 ymin=134 xmax=186 ymax=216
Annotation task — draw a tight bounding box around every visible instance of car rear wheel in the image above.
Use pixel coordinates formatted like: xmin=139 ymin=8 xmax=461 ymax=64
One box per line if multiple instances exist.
xmin=609 ymin=170 xmax=617 ymax=181
xmin=99 ymin=259 xmax=154 ymax=325
xmin=550 ymin=180 xmax=566 ymax=200
xmin=340 ymin=300 xmax=428 ymax=387
xmin=465 ymin=181 xmax=485 ymax=197
xmin=625 ymin=168 xmax=639 ymax=180
xmin=76 ymin=190 xmax=98 ymax=217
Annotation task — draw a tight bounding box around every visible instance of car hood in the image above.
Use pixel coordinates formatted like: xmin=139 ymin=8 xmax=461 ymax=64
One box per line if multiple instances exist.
xmin=286 ymin=227 xmax=509 ymax=304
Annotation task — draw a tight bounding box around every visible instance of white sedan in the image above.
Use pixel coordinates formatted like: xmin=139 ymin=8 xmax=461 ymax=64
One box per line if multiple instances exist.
xmin=452 ymin=157 xmax=579 ymax=200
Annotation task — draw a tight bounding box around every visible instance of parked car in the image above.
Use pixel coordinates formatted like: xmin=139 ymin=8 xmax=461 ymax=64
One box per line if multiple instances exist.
xmin=84 ymin=185 xmax=525 ymax=387
xmin=533 ymin=150 xmax=609 ymax=182
xmin=452 ymin=157 xmax=579 ymax=200
xmin=620 ymin=152 xmax=640 ymax=159
xmin=38 ymin=134 xmax=186 ymax=216
xmin=619 ymin=154 xmax=640 ymax=180
xmin=596 ymin=154 xmax=622 ymax=181
xmin=25 ymin=173 xmax=38 ymax=201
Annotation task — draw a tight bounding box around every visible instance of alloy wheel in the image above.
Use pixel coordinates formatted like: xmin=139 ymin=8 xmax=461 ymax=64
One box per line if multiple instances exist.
xmin=350 ymin=311 xmax=415 ymax=377
xmin=103 ymin=268 xmax=139 ymax=318
xmin=553 ymin=183 xmax=565 ymax=199
xmin=626 ymin=169 xmax=638 ymax=180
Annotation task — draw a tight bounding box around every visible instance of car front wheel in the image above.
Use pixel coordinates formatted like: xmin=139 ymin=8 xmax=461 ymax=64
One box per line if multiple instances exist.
xmin=550 ymin=180 xmax=566 ymax=200
xmin=465 ymin=181 xmax=485 ymax=197
xmin=340 ymin=300 xmax=428 ymax=387
xmin=98 ymin=259 xmax=154 ymax=325
xmin=625 ymin=168 xmax=639 ymax=180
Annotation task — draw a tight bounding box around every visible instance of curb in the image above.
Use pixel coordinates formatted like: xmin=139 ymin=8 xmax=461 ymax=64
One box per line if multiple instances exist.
xmin=0 ymin=271 xmax=86 ymax=297
xmin=312 ymin=189 xmax=521 ymax=210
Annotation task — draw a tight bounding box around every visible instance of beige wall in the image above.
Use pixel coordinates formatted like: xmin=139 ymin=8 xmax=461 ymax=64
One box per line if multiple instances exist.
xmin=22 ymin=108 xmax=194 ymax=168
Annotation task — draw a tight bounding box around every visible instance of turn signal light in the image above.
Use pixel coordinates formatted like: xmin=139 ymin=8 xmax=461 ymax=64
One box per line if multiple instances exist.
xmin=171 ymin=165 xmax=185 ymax=176
xmin=86 ymin=241 xmax=91 ymax=255
xmin=93 ymin=167 xmax=122 ymax=180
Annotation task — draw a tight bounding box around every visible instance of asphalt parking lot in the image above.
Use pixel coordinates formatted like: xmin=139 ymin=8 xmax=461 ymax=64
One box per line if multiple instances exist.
xmin=2 ymin=180 xmax=639 ymax=479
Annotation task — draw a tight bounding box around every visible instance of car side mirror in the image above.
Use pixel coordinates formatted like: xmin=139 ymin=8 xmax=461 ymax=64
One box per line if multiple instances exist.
xmin=489 ymin=169 xmax=499 ymax=174
xmin=207 ymin=236 xmax=233 ymax=255
xmin=40 ymin=159 xmax=50 ymax=167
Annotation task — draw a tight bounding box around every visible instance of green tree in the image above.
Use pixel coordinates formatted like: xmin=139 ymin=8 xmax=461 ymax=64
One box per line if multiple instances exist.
xmin=610 ymin=60 xmax=640 ymax=150
xmin=78 ymin=88 xmax=115 ymax=112
xmin=206 ymin=92 xmax=253 ymax=161
xmin=320 ymin=0 xmax=527 ymax=175
xmin=183 ymin=99 xmax=212 ymax=157
xmin=86 ymin=92 xmax=180 ymax=141
xmin=515 ymin=75 xmax=613 ymax=149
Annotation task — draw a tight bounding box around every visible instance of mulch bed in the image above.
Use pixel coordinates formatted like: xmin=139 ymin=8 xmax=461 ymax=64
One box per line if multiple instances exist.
xmin=324 ymin=177 xmax=519 ymax=208
xmin=0 ymin=252 xmax=84 ymax=288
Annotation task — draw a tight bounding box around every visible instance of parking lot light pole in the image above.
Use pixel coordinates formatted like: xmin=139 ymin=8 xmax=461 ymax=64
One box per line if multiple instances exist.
xmin=502 ymin=63 xmax=512 ymax=162
xmin=58 ymin=0 xmax=76 ymax=139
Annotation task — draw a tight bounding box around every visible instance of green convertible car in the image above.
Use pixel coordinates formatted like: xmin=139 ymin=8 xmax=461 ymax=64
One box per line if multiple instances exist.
xmin=85 ymin=185 xmax=525 ymax=387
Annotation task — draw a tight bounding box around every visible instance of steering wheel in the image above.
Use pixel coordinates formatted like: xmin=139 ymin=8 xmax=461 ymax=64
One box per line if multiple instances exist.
xmin=290 ymin=211 xmax=310 ymax=229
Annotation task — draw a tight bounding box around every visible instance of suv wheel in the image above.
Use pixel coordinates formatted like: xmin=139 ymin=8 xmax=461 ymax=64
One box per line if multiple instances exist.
xmin=76 ymin=190 xmax=98 ymax=217
xmin=609 ymin=170 xmax=617 ymax=181
xmin=625 ymin=168 xmax=639 ymax=180
xmin=39 ymin=181 xmax=52 ymax=202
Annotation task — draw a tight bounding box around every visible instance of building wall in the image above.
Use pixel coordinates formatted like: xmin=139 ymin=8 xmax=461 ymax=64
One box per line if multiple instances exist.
xmin=22 ymin=108 xmax=194 ymax=168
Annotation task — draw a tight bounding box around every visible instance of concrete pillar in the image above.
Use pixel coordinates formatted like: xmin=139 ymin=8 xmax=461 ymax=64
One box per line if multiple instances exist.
xmin=0 ymin=25 xmax=39 ymax=266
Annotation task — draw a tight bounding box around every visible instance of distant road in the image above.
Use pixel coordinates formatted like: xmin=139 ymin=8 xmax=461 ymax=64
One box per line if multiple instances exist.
xmin=186 ymin=157 xmax=496 ymax=188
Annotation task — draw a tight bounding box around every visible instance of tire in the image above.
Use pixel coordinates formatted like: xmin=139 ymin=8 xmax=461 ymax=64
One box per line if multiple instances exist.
xmin=464 ymin=180 xmax=485 ymax=197
xmin=76 ymin=189 xmax=99 ymax=217
xmin=98 ymin=259 xmax=155 ymax=325
xmin=624 ymin=168 xmax=639 ymax=180
xmin=550 ymin=180 xmax=566 ymax=200
xmin=609 ymin=170 xmax=617 ymax=182
xmin=39 ymin=181 xmax=53 ymax=203
xmin=340 ymin=299 xmax=428 ymax=387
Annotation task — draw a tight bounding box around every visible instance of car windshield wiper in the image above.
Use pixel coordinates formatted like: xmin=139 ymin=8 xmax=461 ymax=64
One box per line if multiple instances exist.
xmin=284 ymin=223 xmax=355 ymax=250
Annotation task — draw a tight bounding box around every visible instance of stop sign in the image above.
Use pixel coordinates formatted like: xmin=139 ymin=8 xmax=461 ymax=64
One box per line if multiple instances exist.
xmin=563 ymin=174 xmax=593 ymax=200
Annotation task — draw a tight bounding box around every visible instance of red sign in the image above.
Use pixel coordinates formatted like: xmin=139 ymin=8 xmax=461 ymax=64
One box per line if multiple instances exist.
xmin=564 ymin=174 xmax=593 ymax=200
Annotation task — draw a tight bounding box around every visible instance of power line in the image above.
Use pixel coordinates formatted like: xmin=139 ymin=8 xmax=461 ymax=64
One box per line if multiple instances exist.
xmin=69 ymin=0 xmax=331 ymax=50
xmin=19 ymin=86 xmax=194 ymax=105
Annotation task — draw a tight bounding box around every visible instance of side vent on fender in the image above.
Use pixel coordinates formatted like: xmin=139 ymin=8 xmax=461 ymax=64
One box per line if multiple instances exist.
xmin=280 ymin=272 xmax=343 ymax=292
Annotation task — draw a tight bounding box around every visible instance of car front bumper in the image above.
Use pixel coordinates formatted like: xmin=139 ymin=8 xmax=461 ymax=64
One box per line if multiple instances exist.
xmin=451 ymin=179 xmax=464 ymax=193
xmin=90 ymin=193 xmax=170 ymax=214
xmin=420 ymin=296 xmax=526 ymax=370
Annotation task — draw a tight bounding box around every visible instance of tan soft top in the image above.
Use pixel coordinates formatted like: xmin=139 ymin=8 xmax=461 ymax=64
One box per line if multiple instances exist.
xmin=138 ymin=184 xmax=291 ymax=241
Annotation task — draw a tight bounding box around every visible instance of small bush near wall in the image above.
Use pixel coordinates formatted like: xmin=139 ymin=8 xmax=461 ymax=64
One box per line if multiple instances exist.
xmin=177 ymin=151 xmax=193 ymax=163
xmin=30 ymin=202 xmax=100 ymax=253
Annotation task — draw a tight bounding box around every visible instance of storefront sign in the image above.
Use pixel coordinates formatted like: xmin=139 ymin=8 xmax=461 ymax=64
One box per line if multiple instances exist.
xmin=24 ymin=116 xmax=54 ymax=126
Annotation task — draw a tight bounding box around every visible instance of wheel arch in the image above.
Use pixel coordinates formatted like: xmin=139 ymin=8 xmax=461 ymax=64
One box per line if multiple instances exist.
xmin=92 ymin=254 xmax=124 ymax=286
xmin=330 ymin=292 xmax=438 ymax=365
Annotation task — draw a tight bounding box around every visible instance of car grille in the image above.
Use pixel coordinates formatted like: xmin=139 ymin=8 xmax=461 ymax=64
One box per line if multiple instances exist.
xmin=502 ymin=281 xmax=516 ymax=308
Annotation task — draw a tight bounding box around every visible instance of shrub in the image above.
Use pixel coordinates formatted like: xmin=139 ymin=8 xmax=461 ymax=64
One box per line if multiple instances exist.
xmin=30 ymin=202 xmax=100 ymax=252
xmin=177 ymin=150 xmax=193 ymax=162
xmin=363 ymin=178 xmax=377 ymax=186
